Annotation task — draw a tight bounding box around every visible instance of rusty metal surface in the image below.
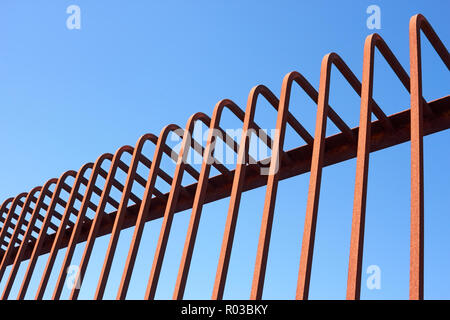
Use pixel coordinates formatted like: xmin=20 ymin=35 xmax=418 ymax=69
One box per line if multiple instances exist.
xmin=0 ymin=14 xmax=448 ymax=300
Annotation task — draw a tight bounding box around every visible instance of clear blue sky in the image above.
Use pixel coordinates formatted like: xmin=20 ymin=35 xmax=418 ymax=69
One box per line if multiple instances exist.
xmin=0 ymin=0 xmax=449 ymax=300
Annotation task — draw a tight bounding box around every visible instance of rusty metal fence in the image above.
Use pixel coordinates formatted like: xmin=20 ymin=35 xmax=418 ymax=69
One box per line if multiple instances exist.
xmin=0 ymin=14 xmax=448 ymax=300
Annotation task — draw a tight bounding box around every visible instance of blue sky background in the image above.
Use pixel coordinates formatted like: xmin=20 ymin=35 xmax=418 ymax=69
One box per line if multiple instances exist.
xmin=0 ymin=0 xmax=449 ymax=300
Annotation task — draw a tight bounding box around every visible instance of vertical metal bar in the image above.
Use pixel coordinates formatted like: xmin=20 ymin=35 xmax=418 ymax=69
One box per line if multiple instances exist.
xmin=346 ymin=36 xmax=374 ymax=300
xmin=295 ymin=52 xmax=378 ymax=299
xmin=409 ymin=15 xmax=424 ymax=301
xmin=173 ymin=100 xmax=269 ymax=300
xmin=345 ymin=28 xmax=448 ymax=298
xmin=211 ymin=86 xmax=260 ymax=300
xmin=250 ymin=74 xmax=292 ymax=300
xmin=408 ymin=13 xmax=450 ymax=300
xmin=25 ymin=164 xmax=92 ymax=300
xmin=49 ymin=153 xmax=113 ymax=300
xmin=295 ymin=55 xmax=331 ymax=300
xmin=95 ymin=135 xmax=157 ymax=300
xmin=146 ymin=114 xmax=207 ymax=300
xmin=1 ymin=179 xmax=58 ymax=300
xmin=251 ymin=71 xmax=341 ymax=299
xmin=0 ymin=188 xmax=41 ymax=287
xmin=23 ymin=172 xmax=77 ymax=301
xmin=69 ymin=146 xmax=133 ymax=300
xmin=172 ymin=108 xmax=221 ymax=300
xmin=116 ymin=125 xmax=178 ymax=300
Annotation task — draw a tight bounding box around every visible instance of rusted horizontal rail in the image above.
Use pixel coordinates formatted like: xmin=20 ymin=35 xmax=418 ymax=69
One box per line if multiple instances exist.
xmin=2 ymin=94 xmax=448 ymax=267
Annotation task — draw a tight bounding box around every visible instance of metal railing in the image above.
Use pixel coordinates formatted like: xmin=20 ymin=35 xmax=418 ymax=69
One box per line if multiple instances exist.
xmin=0 ymin=14 xmax=448 ymax=300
